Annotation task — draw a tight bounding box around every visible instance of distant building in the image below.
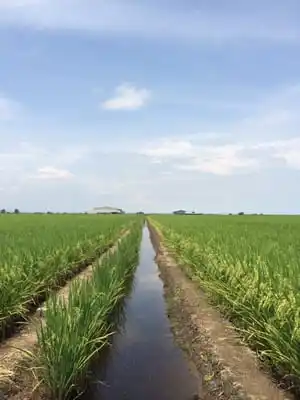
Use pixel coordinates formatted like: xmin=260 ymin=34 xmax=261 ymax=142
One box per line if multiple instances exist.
xmin=88 ymin=206 xmax=125 ymax=214
xmin=173 ymin=209 xmax=186 ymax=215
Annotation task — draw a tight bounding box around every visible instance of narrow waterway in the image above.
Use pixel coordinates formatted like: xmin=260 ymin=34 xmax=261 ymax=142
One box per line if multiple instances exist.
xmin=85 ymin=226 xmax=198 ymax=399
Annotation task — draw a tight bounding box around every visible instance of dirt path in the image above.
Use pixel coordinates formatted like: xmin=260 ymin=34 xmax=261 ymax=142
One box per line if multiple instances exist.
xmin=0 ymin=230 xmax=130 ymax=399
xmin=148 ymin=222 xmax=293 ymax=400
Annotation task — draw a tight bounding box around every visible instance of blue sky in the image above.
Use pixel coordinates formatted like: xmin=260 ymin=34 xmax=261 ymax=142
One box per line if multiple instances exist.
xmin=1 ymin=0 xmax=300 ymax=213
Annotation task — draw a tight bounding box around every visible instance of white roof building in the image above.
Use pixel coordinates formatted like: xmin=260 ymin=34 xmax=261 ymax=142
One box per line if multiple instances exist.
xmin=88 ymin=206 xmax=124 ymax=214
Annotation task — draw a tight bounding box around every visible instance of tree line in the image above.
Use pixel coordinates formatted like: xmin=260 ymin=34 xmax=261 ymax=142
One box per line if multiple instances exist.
xmin=1 ymin=209 xmax=20 ymax=214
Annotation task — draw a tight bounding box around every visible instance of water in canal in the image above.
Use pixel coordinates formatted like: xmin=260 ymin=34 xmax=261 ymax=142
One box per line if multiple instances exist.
xmin=85 ymin=226 xmax=198 ymax=399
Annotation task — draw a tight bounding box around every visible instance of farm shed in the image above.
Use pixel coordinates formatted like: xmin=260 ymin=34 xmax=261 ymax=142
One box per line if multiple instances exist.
xmin=88 ymin=206 xmax=125 ymax=214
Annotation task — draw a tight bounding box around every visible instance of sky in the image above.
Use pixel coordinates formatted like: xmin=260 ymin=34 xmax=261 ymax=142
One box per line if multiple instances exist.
xmin=1 ymin=0 xmax=300 ymax=213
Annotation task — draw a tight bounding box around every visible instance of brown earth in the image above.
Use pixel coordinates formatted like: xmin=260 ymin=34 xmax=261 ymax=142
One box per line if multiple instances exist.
xmin=0 ymin=230 xmax=131 ymax=400
xmin=148 ymin=222 xmax=294 ymax=400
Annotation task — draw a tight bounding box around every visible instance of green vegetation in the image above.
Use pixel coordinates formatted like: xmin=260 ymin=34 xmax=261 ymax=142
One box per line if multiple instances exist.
xmin=0 ymin=214 xmax=136 ymax=337
xmin=36 ymin=224 xmax=142 ymax=399
xmin=152 ymin=214 xmax=300 ymax=382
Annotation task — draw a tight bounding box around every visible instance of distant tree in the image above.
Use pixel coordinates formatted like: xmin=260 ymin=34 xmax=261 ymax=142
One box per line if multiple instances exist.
xmin=1 ymin=209 xmax=6 ymax=214
xmin=229 ymin=213 xmax=232 ymax=215
xmin=47 ymin=211 xmax=53 ymax=214
xmin=14 ymin=208 xmax=20 ymax=214
xmin=238 ymin=212 xmax=244 ymax=215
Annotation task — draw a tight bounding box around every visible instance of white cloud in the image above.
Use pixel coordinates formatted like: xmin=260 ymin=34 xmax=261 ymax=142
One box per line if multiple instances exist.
xmin=34 ymin=166 xmax=74 ymax=180
xmin=0 ymin=142 xmax=88 ymax=193
xmin=177 ymin=145 xmax=259 ymax=176
xmin=1 ymin=134 xmax=300 ymax=213
xmin=102 ymin=83 xmax=150 ymax=111
xmin=1 ymin=82 xmax=300 ymax=211
xmin=141 ymin=140 xmax=259 ymax=175
xmin=139 ymin=135 xmax=300 ymax=176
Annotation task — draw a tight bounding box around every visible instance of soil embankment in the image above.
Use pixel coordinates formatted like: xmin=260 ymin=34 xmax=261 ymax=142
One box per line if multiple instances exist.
xmin=148 ymin=221 xmax=293 ymax=400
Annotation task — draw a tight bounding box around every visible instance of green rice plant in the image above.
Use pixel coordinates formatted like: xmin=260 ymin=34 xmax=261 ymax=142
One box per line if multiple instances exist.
xmin=0 ymin=214 xmax=137 ymax=338
xmin=151 ymin=215 xmax=300 ymax=384
xmin=36 ymin=224 xmax=141 ymax=399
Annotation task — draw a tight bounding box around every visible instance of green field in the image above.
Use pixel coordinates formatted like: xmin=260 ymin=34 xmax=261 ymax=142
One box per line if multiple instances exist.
xmin=2 ymin=213 xmax=300 ymax=396
xmin=151 ymin=214 xmax=300 ymax=381
xmin=37 ymin=223 xmax=142 ymax=399
xmin=0 ymin=214 xmax=136 ymax=337
xmin=0 ymin=213 xmax=143 ymax=397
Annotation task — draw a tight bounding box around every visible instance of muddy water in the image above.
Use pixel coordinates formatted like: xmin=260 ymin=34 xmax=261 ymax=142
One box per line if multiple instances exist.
xmin=85 ymin=226 xmax=198 ymax=400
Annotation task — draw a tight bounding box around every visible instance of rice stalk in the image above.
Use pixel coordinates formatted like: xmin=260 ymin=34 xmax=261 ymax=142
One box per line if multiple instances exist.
xmin=35 ymin=224 xmax=142 ymax=399
xmin=152 ymin=214 xmax=300 ymax=384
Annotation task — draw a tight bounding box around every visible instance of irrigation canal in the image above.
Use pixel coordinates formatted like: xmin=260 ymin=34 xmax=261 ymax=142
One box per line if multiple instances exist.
xmin=84 ymin=225 xmax=199 ymax=399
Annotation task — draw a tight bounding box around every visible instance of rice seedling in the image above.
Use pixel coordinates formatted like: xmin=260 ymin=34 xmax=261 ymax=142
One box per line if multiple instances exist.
xmin=151 ymin=214 xmax=300 ymax=384
xmin=35 ymin=224 xmax=142 ymax=399
xmin=0 ymin=214 xmax=136 ymax=339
